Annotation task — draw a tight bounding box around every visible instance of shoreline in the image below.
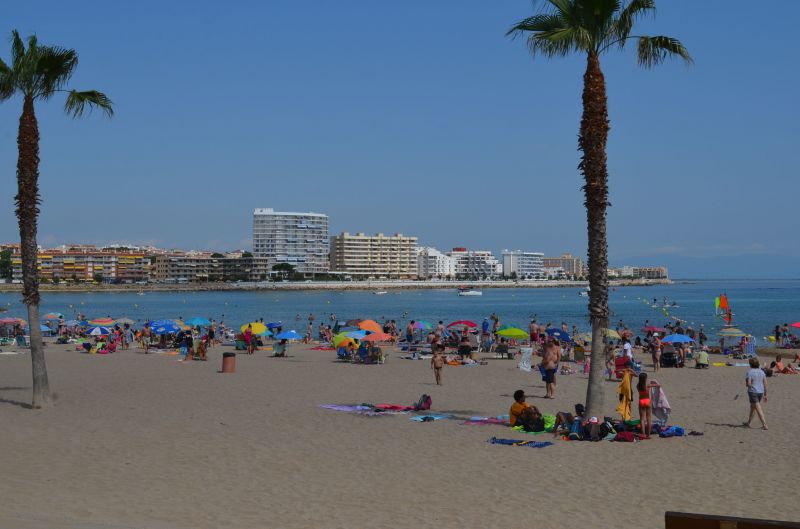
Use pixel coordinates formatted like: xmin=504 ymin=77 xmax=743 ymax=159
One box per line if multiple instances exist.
xmin=0 ymin=278 xmax=671 ymax=294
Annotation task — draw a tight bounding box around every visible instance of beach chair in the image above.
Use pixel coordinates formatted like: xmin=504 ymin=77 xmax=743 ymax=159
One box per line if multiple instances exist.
xmin=573 ymin=345 xmax=586 ymax=363
xmin=336 ymin=346 xmax=349 ymax=361
xmin=518 ymin=347 xmax=533 ymax=372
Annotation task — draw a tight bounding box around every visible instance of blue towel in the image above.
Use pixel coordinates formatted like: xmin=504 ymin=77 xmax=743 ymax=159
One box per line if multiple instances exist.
xmin=410 ymin=414 xmax=450 ymax=422
xmin=488 ymin=437 xmax=553 ymax=448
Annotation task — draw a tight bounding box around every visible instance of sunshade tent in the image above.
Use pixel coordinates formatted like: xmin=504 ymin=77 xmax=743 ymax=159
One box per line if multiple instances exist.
xmin=661 ymin=334 xmax=694 ymax=343
xmin=241 ymin=322 xmax=268 ymax=335
xmin=276 ymin=330 xmax=302 ymax=340
xmin=496 ymin=327 xmax=529 ymax=340
xmin=185 ymin=317 xmax=211 ymax=327
xmin=447 ymin=320 xmax=477 ymax=329
xmin=358 ymin=320 xmax=382 ymax=334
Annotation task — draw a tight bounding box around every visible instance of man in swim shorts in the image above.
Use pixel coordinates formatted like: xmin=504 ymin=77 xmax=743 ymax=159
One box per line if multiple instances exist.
xmin=542 ymin=339 xmax=561 ymax=399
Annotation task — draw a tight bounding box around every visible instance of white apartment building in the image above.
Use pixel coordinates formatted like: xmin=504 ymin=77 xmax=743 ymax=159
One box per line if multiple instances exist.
xmin=447 ymin=248 xmax=502 ymax=279
xmin=416 ymin=246 xmax=456 ymax=279
xmin=330 ymin=232 xmax=418 ymax=279
xmin=501 ymin=250 xmax=545 ymax=279
xmin=252 ymin=208 xmax=329 ymax=277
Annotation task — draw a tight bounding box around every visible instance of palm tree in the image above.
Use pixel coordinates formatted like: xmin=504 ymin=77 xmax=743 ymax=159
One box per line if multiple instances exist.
xmin=0 ymin=31 xmax=113 ymax=408
xmin=508 ymin=0 xmax=690 ymax=417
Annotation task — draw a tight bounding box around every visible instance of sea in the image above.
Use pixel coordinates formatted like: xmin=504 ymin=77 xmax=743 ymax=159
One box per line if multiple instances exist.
xmin=1 ymin=280 xmax=797 ymax=341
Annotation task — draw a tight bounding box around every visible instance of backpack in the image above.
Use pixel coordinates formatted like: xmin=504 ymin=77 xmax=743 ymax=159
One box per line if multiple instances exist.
xmin=599 ymin=420 xmax=615 ymax=439
xmin=614 ymin=431 xmax=636 ymax=442
xmin=568 ymin=418 xmax=585 ymax=441
xmin=415 ymin=394 xmax=432 ymax=411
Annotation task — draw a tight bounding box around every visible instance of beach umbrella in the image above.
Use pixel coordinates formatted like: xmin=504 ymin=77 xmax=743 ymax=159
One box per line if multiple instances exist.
xmin=661 ymin=334 xmax=694 ymax=344
xmin=496 ymin=327 xmax=529 ymax=340
xmin=345 ymin=319 xmax=362 ymax=327
xmin=275 ymin=330 xmax=302 ymax=340
xmin=87 ymin=326 xmax=110 ymax=336
xmin=346 ymin=330 xmax=369 ymax=340
xmin=42 ymin=312 xmax=63 ymax=320
xmin=89 ymin=317 xmax=115 ymax=326
xmin=185 ymin=317 xmax=211 ymax=327
xmin=413 ymin=320 xmax=433 ymax=330
xmin=150 ymin=320 xmax=180 ymax=335
xmin=791 ymin=322 xmax=800 ymax=329
xmin=718 ymin=327 xmax=747 ymax=338
xmin=241 ymin=322 xmax=268 ymax=335
xmin=266 ymin=321 xmax=282 ymax=329
xmin=0 ymin=317 xmax=24 ymax=325
xmin=116 ymin=318 xmax=135 ymax=325
xmin=64 ymin=319 xmax=80 ymax=327
xmin=362 ymin=332 xmax=390 ymax=342
xmin=447 ymin=320 xmax=477 ymax=329
xmin=545 ymin=328 xmax=571 ymax=342
xmin=642 ymin=326 xmax=666 ymax=333
xmin=357 ymin=319 xmax=382 ymax=333
xmin=333 ymin=333 xmax=357 ymax=348
xmin=26 ymin=323 xmax=51 ymax=333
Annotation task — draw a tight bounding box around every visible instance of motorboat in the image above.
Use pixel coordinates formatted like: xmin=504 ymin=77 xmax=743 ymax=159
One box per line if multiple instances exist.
xmin=373 ymin=291 xmax=388 ymax=295
xmin=457 ymin=286 xmax=482 ymax=297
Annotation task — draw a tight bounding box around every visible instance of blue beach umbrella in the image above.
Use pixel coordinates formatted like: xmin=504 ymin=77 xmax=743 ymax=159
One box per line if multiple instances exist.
xmin=275 ymin=330 xmax=302 ymax=340
xmin=661 ymin=334 xmax=694 ymax=344
xmin=87 ymin=326 xmax=110 ymax=336
xmin=346 ymin=330 xmax=369 ymax=339
xmin=149 ymin=320 xmax=180 ymax=335
xmin=266 ymin=322 xmax=282 ymax=329
xmin=185 ymin=317 xmax=211 ymax=327
xmin=545 ymin=328 xmax=571 ymax=342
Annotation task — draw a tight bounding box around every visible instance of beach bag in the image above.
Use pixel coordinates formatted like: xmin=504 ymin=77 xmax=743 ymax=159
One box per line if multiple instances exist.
xmin=568 ymin=418 xmax=585 ymax=441
xmin=415 ymin=394 xmax=432 ymax=411
xmin=614 ymin=431 xmax=636 ymax=442
xmin=600 ymin=419 xmax=615 ymax=439
xmin=659 ymin=426 xmax=685 ymax=438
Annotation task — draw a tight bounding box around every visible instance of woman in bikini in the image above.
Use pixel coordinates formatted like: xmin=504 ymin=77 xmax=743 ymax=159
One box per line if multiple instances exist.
xmin=637 ymin=372 xmax=661 ymax=438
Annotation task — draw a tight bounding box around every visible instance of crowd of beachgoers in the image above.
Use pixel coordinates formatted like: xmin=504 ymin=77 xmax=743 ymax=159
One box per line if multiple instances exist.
xmin=3 ymin=308 xmax=798 ymax=441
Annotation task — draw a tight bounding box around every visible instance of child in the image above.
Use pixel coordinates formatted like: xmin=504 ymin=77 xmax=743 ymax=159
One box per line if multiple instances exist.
xmin=636 ymin=372 xmax=661 ymax=437
xmin=196 ymin=338 xmax=207 ymax=361
xmin=431 ymin=346 xmax=445 ymax=385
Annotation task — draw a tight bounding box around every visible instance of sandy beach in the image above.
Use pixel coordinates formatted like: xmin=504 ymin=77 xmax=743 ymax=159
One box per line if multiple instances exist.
xmin=1 ymin=341 xmax=797 ymax=529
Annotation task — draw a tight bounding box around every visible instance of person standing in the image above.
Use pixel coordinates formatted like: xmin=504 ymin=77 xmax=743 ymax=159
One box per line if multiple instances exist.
xmin=431 ymin=345 xmax=444 ymax=385
xmin=650 ymin=334 xmax=662 ymax=372
xmin=541 ymin=339 xmax=560 ymax=399
xmin=245 ymin=324 xmax=254 ymax=355
xmin=743 ymin=357 xmax=768 ymax=430
xmin=142 ymin=323 xmax=151 ymax=354
xmin=406 ymin=321 xmax=415 ymax=343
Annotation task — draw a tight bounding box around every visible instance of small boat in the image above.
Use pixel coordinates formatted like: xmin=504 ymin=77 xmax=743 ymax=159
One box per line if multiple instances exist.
xmin=373 ymin=291 xmax=388 ymax=295
xmin=578 ymin=291 xmax=588 ymax=297
xmin=137 ymin=291 xmax=145 ymax=296
xmin=457 ymin=286 xmax=482 ymax=297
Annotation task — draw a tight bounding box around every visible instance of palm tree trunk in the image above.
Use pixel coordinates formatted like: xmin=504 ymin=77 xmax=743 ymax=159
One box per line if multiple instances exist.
xmin=16 ymin=95 xmax=51 ymax=408
xmin=579 ymin=54 xmax=610 ymax=418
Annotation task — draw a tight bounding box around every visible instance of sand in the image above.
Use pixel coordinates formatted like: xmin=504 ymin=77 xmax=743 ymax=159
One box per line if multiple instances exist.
xmin=0 ymin=341 xmax=797 ymax=529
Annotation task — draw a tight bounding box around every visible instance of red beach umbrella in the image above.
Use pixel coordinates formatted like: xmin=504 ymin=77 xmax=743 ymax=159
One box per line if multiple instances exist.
xmin=447 ymin=320 xmax=477 ymax=329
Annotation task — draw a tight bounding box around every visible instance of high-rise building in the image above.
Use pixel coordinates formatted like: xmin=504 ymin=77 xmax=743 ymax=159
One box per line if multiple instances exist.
xmin=501 ymin=250 xmax=544 ymax=279
xmin=416 ymin=247 xmax=456 ymax=279
xmin=542 ymin=253 xmax=585 ymax=279
xmin=447 ymin=248 xmax=502 ymax=279
xmin=329 ymin=232 xmax=418 ymax=279
xmin=252 ymin=208 xmax=329 ymax=277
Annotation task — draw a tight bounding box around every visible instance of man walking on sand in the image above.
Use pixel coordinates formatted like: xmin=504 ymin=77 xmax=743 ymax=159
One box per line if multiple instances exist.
xmin=541 ymin=339 xmax=561 ymax=399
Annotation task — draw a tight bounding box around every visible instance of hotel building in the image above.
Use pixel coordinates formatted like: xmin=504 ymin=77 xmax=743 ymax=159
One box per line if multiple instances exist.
xmin=447 ymin=248 xmax=502 ymax=279
xmin=252 ymin=208 xmax=329 ymax=277
xmin=330 ymin=232 xmax=418 ymax=279
xmin=416 ymin=246 xmax=456 ymax=279
xmin=10 ymin=246 xmax=149 ymax=283
xmin=542 ymin=253 xmax=586 ymax=279
xmin=501 ymin=250 xmax=545 ymax=279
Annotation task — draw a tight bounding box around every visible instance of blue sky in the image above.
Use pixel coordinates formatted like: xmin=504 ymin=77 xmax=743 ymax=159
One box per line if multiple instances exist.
xmin=1 ymin=1 xmax=797 ymax=278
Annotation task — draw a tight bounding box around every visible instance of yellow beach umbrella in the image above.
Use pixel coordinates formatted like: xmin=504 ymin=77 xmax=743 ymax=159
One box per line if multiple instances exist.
xmin=241 ymin=322 xmax=267 ymax=335
xmin=496 ymin=327 xmax=529 ymax=340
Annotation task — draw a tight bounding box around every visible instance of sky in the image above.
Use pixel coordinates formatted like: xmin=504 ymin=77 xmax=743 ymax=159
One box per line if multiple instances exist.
xmin=1 ymin=1 xmax=798 ymax=278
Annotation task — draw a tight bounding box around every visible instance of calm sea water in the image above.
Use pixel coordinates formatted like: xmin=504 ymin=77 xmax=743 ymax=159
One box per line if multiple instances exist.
xmin=2 ymin=280 xmax=798 ymax=341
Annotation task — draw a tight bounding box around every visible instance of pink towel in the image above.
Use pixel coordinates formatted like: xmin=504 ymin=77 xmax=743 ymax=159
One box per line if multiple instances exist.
xmin=650 ymin=380 xmax=671 ymax=423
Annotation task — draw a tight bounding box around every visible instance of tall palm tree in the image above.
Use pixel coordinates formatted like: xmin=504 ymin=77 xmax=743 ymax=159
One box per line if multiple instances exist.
xmin=508 ymin=0 xmax=690 ymax=417
xmin=0 ymin=31 xmax=113 ymax=408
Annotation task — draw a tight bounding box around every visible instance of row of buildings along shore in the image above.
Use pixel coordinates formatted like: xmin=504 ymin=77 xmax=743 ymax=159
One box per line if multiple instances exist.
xmin=0 ymin=208 xmax=668 ymax=284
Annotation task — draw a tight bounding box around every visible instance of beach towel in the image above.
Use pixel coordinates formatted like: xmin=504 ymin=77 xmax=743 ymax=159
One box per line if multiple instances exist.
xmin=487 ymin=437 xmax=553 ymax=448
xmin=375 ymin=404 xmax=416 ymax=411
xmin=518 ymin=347 xmax=533 ymax=372
xmin=510 ymin=414 xmax=556 ymax=434
xmin=462 ymin=417 xmax=510 ymax=426
xmin=410 ymin=414 xmax=450 ymax=422
xmin=616 ymin=370 xmax=634 ymax=421
xmin=319 ymin=404 xmax=372 ymax=412
xmin=650 ymin=381 xmax=671 ymax=425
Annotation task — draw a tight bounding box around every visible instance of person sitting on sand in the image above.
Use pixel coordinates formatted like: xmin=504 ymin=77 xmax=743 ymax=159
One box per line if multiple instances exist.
xmin=770 ymin=354 xmax=797 ymax=374
xmin=273 ymin=339 xmax=288 ymax=357
xmin=553 ymin=403 xmax=585 ymax=438
xmin=694 ymin=348 xmax=709 ymax=369
xmin=509 ymin=390 xmax=544 ymax=432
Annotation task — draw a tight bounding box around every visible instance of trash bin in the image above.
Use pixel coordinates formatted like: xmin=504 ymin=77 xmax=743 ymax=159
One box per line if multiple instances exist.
xmin=222 ymin=352 xmax=236 ymax=373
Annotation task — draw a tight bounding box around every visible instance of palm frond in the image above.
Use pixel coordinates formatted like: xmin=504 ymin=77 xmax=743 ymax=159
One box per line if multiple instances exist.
xmin=64 ymin=89 xmax=113 ymax=118
xmin=506 ymin=14 xmax=566 ymax=38
xmin=0 ymin=58 xmax=13 ymax=100
xmin=612 ymin=0 xmax=656 ymax=42
xmin=637 ymin=35 xmax=692 ymax=68
xmin=34 ymin=46 xmax=78 ymax=98
xmin=10 ymin=30 xmax=25 ymax=67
